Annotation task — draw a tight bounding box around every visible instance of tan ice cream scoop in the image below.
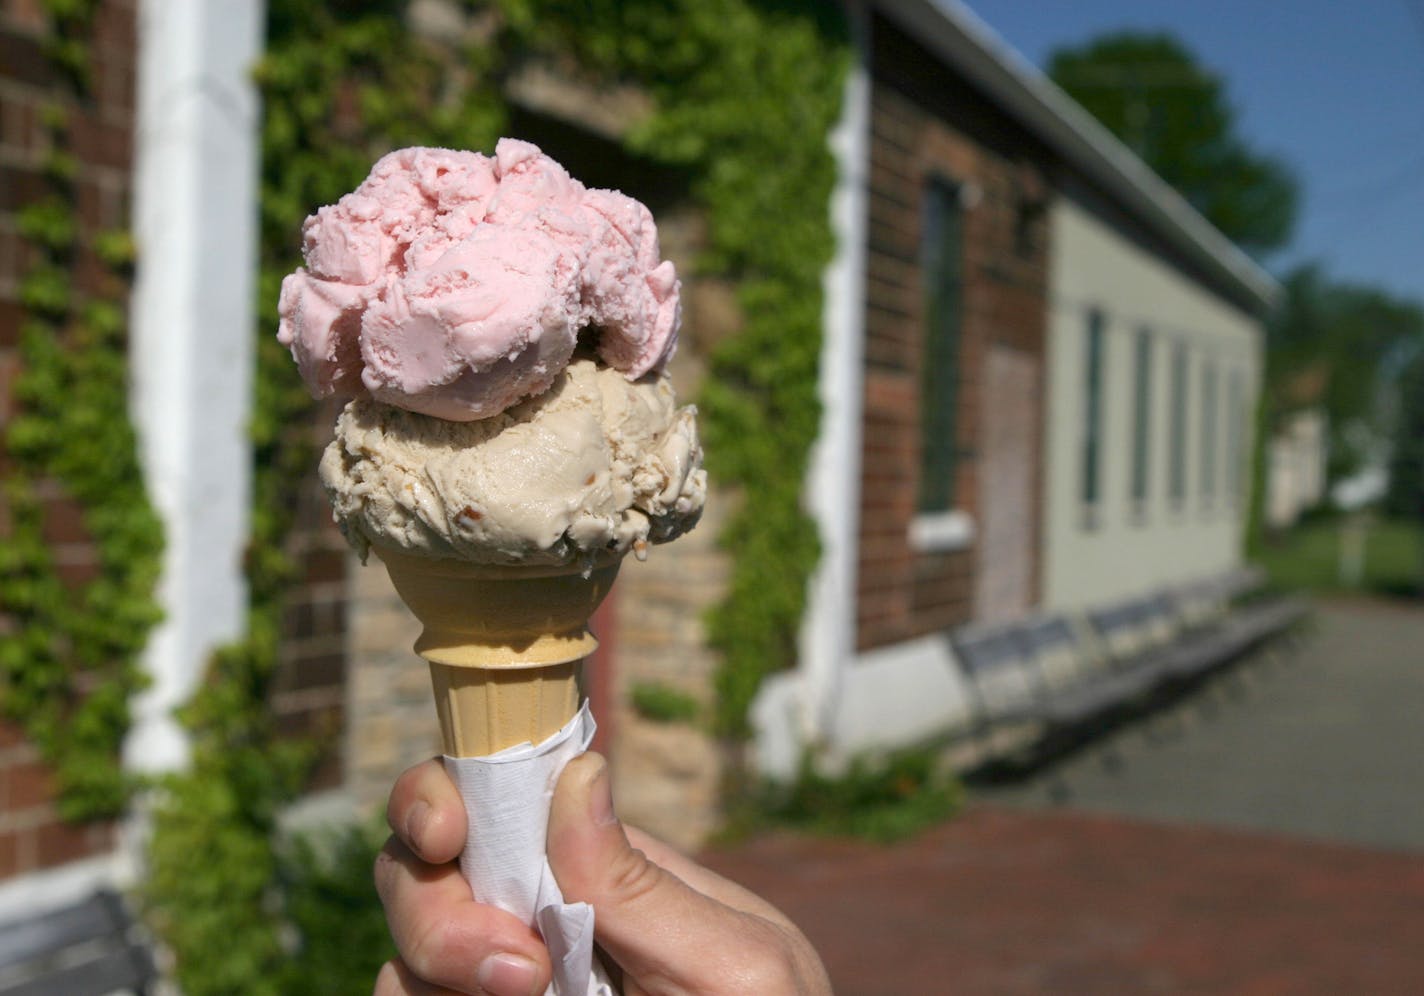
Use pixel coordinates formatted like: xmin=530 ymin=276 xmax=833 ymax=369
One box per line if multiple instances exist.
xmin=321 ymin=357 xmax=705 ymax=569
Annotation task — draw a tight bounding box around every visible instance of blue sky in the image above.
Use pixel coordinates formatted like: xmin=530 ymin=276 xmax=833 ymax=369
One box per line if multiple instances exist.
xmin=964 ymin=0 xmax=1424 ymax=304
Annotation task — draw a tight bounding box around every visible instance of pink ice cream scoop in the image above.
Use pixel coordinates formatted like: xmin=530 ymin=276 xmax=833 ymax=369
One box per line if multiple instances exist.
xmin=277 ymin=139 xmax=681 ymax=421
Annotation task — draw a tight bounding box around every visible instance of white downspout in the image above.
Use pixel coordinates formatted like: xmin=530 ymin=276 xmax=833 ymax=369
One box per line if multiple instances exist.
xmin=125 ymin=0 xmax=265 ymax=775
xmin=798 ymin=2 xmax=871 ymax=751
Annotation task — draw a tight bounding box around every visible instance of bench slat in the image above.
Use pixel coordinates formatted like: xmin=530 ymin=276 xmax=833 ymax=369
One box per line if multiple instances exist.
xmin=1 ymin=944 xmax=154 ymax=996
xmin=0 ymin=895 xmax=122 ymax=970
xmin=949 ymin=574 xmax=1307 ymax=767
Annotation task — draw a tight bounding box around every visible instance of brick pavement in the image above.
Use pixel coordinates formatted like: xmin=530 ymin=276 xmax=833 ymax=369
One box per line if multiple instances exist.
xmin=702 ymin=807 xmax=1424 ymax=994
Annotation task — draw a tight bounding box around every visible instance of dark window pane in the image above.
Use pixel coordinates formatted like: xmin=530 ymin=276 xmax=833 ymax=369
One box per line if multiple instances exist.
xmin=1081 ymin=309 xmax=1106 ymax=509
xmin=918 ymin=178 xmax=963 ymax=513
xmin=1227 ymin=370 xmax=1245 ymax=504
xmin=1131 ymin=327 xmax=1152 ymax=505
xmin=1169 ymin=341 xmax=1189 ymax=505
xmin=1201 ymin=359 xmax=1218 ymax=504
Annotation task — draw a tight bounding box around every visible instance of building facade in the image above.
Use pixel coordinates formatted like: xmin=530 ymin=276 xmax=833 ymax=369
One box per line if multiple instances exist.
xmin=1042 ymin=182 xmax=1263 ymax=609
xmin=754 ymin=0 xmax=1277 ymax=777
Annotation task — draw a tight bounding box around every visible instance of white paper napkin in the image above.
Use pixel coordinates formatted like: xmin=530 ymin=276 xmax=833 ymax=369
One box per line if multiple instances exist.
xmin=443 ymin=702 xmax=615 ymax=996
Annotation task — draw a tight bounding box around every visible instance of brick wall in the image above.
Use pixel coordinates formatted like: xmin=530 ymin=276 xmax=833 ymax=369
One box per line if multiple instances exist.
xmin=273 ymin=401 xmax=352 ymax=793
xmin=0 ymin=0 xmax=137 ymax=878
xmin=857 ymin=14 xmax=1050 ymax=651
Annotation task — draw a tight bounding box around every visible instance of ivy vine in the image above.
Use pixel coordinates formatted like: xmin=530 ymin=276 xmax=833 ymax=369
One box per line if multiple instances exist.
xmin=0 ymin=0 xmax=163 ymax=821
xmin=512 ymin=0 xmax=850 ymax=736
xmin=141 ymin=1 xmax=846 ymax=989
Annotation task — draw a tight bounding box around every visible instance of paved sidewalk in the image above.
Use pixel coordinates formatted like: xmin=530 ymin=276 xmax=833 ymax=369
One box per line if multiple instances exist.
xmin=703 ymin=808 xmax=1424 ymax=994
xmin=702 ymin=600 xmax=1424 ymax=993
xmin=982 ymin=599 xmax=1424 ymax=851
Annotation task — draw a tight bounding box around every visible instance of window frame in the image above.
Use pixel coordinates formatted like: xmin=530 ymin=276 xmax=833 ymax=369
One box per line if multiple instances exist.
xmin=1129 ymin=325 xmax=1153 ymax=519
xmin=1200 ymin=356 xmax=1219 ymax=512
xmin=1168 ymin=338 xmax=1190 ymax=511
xmin=912 ymin=175 xmax=974 ymax=553
xmin=1079 ymin=307 xmax=1107 ymax=529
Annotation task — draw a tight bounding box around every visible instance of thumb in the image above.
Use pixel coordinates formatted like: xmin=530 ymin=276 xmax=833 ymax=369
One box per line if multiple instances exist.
xmin=547 ymin=754 xmax=789 ymax=993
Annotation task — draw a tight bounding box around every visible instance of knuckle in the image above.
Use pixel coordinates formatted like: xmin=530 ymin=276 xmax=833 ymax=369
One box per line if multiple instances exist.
xmin=604 ymin=843 xmax=665 ymax=906
xmin=727 ymin=920 xmax=828 ymax=996
xmin=733 ymin=946 xmax=803 ymax=995
xmin=404 ymin=913 xmax=460 ymax=982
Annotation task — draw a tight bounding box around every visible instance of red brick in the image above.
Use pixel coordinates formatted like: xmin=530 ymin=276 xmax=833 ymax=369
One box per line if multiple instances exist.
xmin=0 ymin=230 xmax=40 ymax=292
xmin=69 ymin=111 xmax=131 ymax=172
xmin=864 ymin=317 xmax=915 ymax=352
xmin=34 ymin=816 xmax=106 ymax=868
xmin=69 ymin=248 xmax=109 ymax=297
xmin=0 ymin=25 xmax=52 ymax=86
xmin=93 ymin=0 xmax=137 ymax=58
xmin=281 ymin=601 xmax=316 ymax=640
xmin=4 ymin=757 xmax=56 ymax=810
xmin=39 ymin=492 xmax=90 ymax=546
xmin=91 ymin=53 xmax=136 ymax=116
xmin=0 ymin=829 xmax=19 ymax=878
xmin=0 ymin=347 xmax=20 ymax=421
xmin=73 ymin=176 xmax=106 ymax=229
xmin=53 ymin=550 xmax=101 ymax=589
xmin=0 ymin=162 xmax=45 ymax=213
xmin=0 ymin=90 xmax=42 ymax=152
xmin=705 ymin=808 xmax=1424 ymax=995
xmin=274 ymin=651 xmax=345 ymax=694
xmin=0 ymin=718 xmax=28 ymax=749
xmin=2 ymin=0 xmax=46 ymax=30
xmin=302 ymin=547 xmax=347 ymax=584
xmin=863 ymin=374 xmax=915 ymax=415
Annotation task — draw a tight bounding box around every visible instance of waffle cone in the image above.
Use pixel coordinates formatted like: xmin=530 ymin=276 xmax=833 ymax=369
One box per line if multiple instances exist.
xmin=377 ymin=547 xmax=621 ymax=756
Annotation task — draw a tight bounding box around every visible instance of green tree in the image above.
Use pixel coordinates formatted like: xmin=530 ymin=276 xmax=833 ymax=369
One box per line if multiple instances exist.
xmin=1048 ymin=32 xmax=1298 ymax=256
xmin=1386 ymin=348 xmax=1424 ymax=526
xmin=1267 ymin=265 xmax=1424 ymax=488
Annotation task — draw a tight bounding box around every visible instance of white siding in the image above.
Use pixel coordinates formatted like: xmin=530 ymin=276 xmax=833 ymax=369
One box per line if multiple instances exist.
xmin=1042 ymin=192 xmax=1262 ymax=610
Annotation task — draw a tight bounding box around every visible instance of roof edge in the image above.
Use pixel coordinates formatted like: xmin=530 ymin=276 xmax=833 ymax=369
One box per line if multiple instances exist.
xmin=875 ymin=0 xmax=1282 ymax=316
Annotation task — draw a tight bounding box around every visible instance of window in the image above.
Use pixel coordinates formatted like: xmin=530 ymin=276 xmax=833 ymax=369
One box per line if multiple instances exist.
xmin=1168 ymin=340 xmax=1189 ymax=507
xmin=1201 ymin=359 xmax=1219 ymax=507
xmin=1080 ymin=309 xmax=1106 ymax=518
xmin=1226 ymin=369 xmax=1246 ymax=505
xmin=917 ymin=177 xmax=964 ymax=516
xmin=1130 ymin=328 xmax=1153 ymax=509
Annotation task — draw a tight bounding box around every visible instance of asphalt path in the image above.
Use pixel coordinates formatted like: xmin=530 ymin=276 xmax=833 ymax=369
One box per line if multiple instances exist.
xmin=978 ymin=598 xmax=1424 ymax=852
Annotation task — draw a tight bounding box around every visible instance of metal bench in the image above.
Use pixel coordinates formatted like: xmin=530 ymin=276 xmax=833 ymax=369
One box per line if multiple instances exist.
xmin=951 ymin=567 xmax=1310 ymax=768
xmin=951 ymin=624 xmax=1045 ymax=732
xmin=1212 ymin=594 xmax=1312 ymax=658
xmin=1088 ymin=593 xmax=1182 ymax=660
xmin=1079 ymin=578 xmax=1273 ymax=691
xmin=1085 ymin=594 xmax=1184 ymax=686
xmin=0 ymin=890 xmax=156 ymax=996
xmin=1013 ymin=614 xmax=1156 ymax=725
xmin=951 ymin=615 xmax=1149 ymax=760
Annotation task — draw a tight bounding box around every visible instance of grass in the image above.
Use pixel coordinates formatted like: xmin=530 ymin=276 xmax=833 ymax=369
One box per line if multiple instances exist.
xmin=722 ymin=746 xmax=965 ymax=845
xmin=630 ymin=681 xmax=702 ymax=723
xmin=1253 ymin=516 xmax=1424 ymax=598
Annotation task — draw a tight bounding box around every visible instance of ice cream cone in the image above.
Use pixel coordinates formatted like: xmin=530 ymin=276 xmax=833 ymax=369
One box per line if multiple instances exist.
xmin=377 ymin=546 xmax=621 ymax=756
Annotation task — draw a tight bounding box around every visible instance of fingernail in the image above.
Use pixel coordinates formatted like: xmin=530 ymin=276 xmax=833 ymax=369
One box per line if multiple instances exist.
xmin=404 ymin=800 xmax=430 ymax=851
xmin=477 ymin=952 xmax=539 ymax=996
xmin=588 ymin=761 xmax=616 ymax=826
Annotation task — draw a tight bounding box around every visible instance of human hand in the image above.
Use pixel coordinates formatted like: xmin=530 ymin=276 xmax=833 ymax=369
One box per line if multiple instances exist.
xmin=374 ymin=752 xmax=831 ymax=996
